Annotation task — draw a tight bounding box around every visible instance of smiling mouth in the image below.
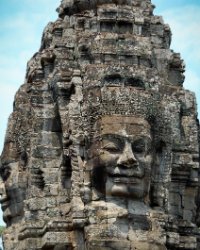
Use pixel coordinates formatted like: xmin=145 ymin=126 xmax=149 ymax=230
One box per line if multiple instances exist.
xmin=106 ymin=165 xmax=144 ymax=178
xmin=111 ymin=177 xmax=140 ymax=184
xmin=0 ymin=196 xmax=10 ymax=210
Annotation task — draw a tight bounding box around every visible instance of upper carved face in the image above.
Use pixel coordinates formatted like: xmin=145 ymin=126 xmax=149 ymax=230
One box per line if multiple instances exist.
xmin=89 ymin=115 xmax=152 ymax=200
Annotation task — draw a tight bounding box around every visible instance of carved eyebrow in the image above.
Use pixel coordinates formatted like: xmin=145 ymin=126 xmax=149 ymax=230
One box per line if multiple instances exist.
xmin=132 ymin=137 xmax=152 ymax=144
xmin=101 ymin=134 xmax=125 ymax=143
xmin=101 ymin=134 xmax=125 ymax=148
xmin=102 ymin=134 xmax=151 ymax=143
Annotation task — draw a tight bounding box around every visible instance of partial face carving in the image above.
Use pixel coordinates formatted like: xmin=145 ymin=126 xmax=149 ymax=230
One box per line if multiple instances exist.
xmin=0 ymin=161 xmax=25 ymax=224
xmin=90 ymin=116 xmax=152 ymax=199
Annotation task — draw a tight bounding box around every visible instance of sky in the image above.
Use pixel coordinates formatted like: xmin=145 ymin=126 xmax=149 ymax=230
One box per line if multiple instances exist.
xmin=0 ymin=0 xmax=199 ymax=226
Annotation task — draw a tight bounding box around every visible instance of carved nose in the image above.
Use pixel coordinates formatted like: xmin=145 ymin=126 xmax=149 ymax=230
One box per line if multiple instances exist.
xmin=0 ymin=180 xmax=6 ymax=196
xmin=117 ymin=142 xmax=137 ymax=167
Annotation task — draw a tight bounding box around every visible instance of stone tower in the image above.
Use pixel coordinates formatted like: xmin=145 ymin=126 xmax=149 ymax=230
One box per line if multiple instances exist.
xmin=0 ymin=0 xmax=199 ymax=249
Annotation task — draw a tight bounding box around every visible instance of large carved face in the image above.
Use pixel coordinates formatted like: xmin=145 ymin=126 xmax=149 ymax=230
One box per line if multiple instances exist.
xmin=90 ymin=115 xmax=152 ymax=199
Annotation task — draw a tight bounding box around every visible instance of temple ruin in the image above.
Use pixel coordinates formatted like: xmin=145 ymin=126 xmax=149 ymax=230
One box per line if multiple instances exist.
xmin=0 ymin=0 xmax=200 ymax=249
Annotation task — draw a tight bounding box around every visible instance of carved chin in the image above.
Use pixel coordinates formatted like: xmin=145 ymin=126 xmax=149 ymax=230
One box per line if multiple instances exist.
xmin=111 ymin=184 xmax=129 ymax=196
xmin=3 ymin=208 xmax=12 ymax=223
xmin=110 ymin=184 xmax=147 ymax=198
xmin=106 ymin=178 xmax=148 ymax=199
xmin=2 ymin=201 xmax=24 ymax=224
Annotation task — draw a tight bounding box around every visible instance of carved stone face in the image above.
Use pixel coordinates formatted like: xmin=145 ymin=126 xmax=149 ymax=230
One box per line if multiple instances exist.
xmin=0 ymin=162 xmax=25 ymax=224
xmin=90 ymin=116 xmax=152 ymax=199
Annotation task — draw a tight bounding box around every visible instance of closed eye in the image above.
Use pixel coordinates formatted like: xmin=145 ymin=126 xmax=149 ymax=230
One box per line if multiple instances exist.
xmin=132 ymin=139 xmax=146 ymax=154
xmin=102 ymin=143 xmax=121 ymax=153
xmin=132 ymin=145 xmax=145 ymax=153
xmin=101 ymin=135 xmax=124 ymax=153
xmin=0 ymin=165 xmax=11 ymax=181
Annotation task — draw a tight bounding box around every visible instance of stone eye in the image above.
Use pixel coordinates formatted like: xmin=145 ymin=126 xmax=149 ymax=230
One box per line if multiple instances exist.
xmin=132 ymin=140 xmax=146 ymax=153
xmin=103 ymin=142 xmax=121 ymax=153
xmin=0 ymin=165 xmax=11 ymax=181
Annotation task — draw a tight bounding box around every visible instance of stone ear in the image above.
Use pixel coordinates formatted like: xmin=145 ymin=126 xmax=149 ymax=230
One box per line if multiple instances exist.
xmin=150 ymin=140 xmax=167 ymax=207
xmin=78 ymin=135 xmax=89 ymax=161
xmin=154 ymin=141 xmax=167 ymax=167
xmin=61 ymin=154 xmax=72 ymax=188
xmin=20 ymin=151 xmax=28 ymax=168
xmin=91 ymin=164 xmax=106 ymax=195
